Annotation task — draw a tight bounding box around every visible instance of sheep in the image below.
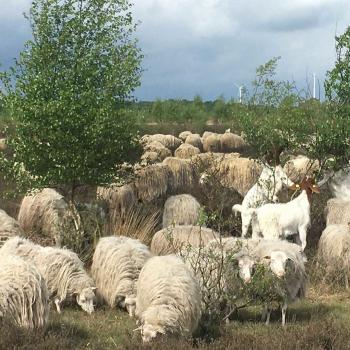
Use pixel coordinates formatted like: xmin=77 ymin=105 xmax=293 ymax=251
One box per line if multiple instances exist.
xmin=220 ymin=132 xmax=246 ymax=153
xmin=162 ymin=194 xmax=202 ymax=228
xmin=203 ymin=133 xmax=221 ymax=152
xmin=0 ymin=254 xmax=49 ymax=329
xmin=232 ymin=164 xmax=294 ymax=238
xmin=249 ymin=177 xmax=320 ymax=251
xmin=134 ymin=163 xmax=172 ymax=202
xmin=141 ymin=134 xmax=182 ymax=152
xmin=283 ymin=155 xmax=320 ymax=183
xmin=318 ymin=224 xmax=350 ymax=288
xmin=151 ymin=225 xmax=219 ymax=255
xmin=325 ymin=198 xmax=350 ymax=226
xmin=91 ymin=236 xmax=152 ymax=316
xmin=143 ymin=141 xmax=172 ymax=162
xmin=135 ymin=255 xmax=201 ymax=342
xmin=0 ymin=209 xmax=24 ymax=247
xmin=179 ymin=131 xmax=192 ymax=142
xmin=185 ymin=134 xmax=203 ymax=151
xmin=0 ymin=236 xmax=96 ymax=314
xmin=237 ymin=240 xmax=306 ymax=325
xmin=174 ymin=143 xmax=200 ymax=159
xmin=328 ymin=167 xmax=350 ymax=200
xmin=17 ymin=188 xmax=73 ymax=245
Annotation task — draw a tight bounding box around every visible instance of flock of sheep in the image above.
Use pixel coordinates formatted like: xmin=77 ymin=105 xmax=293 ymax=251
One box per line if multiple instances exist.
xmin=1 ymin=129 xmax=350 ymax=343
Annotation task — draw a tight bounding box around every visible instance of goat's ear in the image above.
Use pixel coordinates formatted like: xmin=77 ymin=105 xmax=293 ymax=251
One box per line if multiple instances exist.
xmin=311 ymin=184 xmax=320 ymax=193
xmin=289 ymin=183 xmax=299 ymax=190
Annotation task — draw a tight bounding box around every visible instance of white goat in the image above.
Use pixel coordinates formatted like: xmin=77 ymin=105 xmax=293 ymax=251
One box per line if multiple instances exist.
xmin=247 ymin=178 xmax=320 ymax=251
xmin=232 ymin=164 xmax=293 ymax=237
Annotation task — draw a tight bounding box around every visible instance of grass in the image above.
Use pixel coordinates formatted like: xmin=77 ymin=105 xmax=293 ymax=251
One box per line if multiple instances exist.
xmin=2 ymin=290 xmax=350 ymax=349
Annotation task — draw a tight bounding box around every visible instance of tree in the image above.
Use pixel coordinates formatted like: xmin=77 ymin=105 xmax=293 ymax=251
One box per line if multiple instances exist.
xmin=0 ymin=0 xmax=143 ymax=200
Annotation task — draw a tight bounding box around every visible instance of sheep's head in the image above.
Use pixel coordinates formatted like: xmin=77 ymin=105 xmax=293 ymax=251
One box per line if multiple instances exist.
xmin=236 ymin=253 xmax=256 ymax=283
xmin=76 ymin=287 xmax=96 ymax=314
xmin=125 ymin=296 xmax=137 ymax=317
xmin=262 ymin=251 xmax=293 ymax=278
xmin=141 ymin=324 xmax=166 ymax=343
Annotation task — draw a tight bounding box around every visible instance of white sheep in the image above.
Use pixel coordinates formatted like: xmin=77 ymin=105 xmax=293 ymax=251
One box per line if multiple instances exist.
xmin=232 ymin=164 xmax=293 ymax=237
xmin=91 ymin=236 xmax=152 ymax=316
xmin=249 ymin=178 xmax=320 ymax=251
xmin=237 ymin=240 xmax=306 ymax=326
xmin=162 ymin=194 xmax=202 ymax=228
xmin=0 ymin=209 xmax=24 ymax=247
xmin=0 ymin=236 xmax=96 ymax=314
xmin=0 ymin=254 xmax=50 ymax=329
xmin=135 ymin=255 xmax=201 ymax=342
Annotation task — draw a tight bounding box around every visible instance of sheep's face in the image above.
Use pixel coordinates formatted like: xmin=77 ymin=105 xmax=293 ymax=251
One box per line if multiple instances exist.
xmin=268 ymin=251 xmax=289 ymax=278
xmin=141 ymin=324 xmax=165 ymax=342
xmin=77 ymin=287 xmax=96 ymax=314
xmin=125 ymin=296 xmax=136 ymax=317
xmin=238 ymin=255 xmax=255 ymax=283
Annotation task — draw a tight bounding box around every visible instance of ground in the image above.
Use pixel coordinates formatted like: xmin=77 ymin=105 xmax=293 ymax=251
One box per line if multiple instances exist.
xmin=2 ymin=287 xmax=350 ymax=350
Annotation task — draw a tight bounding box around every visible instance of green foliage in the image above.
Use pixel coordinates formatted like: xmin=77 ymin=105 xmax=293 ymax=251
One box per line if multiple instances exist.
xmin=0 ymin=0 xmax=143 ymax=196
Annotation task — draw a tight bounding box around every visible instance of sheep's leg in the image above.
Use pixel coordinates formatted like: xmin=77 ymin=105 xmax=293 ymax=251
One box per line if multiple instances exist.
xmin=54 ymin=298 xmax=62 ymax=313
xmin=281 ymin=302 xmax=288 ymax=326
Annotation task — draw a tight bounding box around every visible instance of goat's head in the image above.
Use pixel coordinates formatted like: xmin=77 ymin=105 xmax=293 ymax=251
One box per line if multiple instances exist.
xmin=289 ymin=177 xmax=320 ymax=201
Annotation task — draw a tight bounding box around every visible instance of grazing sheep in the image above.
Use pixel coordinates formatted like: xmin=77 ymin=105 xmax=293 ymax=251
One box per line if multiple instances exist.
xmin=151 ymin=225 xmax=219 ymax=255
xmin=91 ymin=236 xmax=152 ymax=316
xmin=174 ymin=143 xmax=200 ymax=159
xmin=283 ymin=156 xmax=320 ymax=183
xmin=237 ymin=240 xmax=306 ymax=325
xmin=141 ymin=134 xmax=182 ymax=152
xmin=217 ymin=156 xmax=263 ymax=197
xmin=203 ymin=133 xmax=221 ymax=152
xmin=325 ymin=198 xmax=350 ymax=226
xmin=134 ymin=163 xmax=172 ymax=202
xmin=0 ymin=254 xmax=49 ymax=329
xmin=185 ymin=134 xmax=203 ymax=151
xmin=220 ymin=132 xmax=246 ymax=153
xmin=0 ymin=209 xmax=24 ymax=247
xmin=249 ymin=178 xmax=320 ymax=251
xmin=318 ymin=224 xmax=350 ymax=288
xmin=202 ymin=131 xmax=215 ymax=139
xmin=0 ymin=237 xmax=96 ymax=314
xmin=162 ymin=194 xmax=202 ymax=228
xmin=232 ymin=164 xmax=293 ymax=237
xmin=17 ymin=188 xmax=72 ymax=245
xmin=163 ymin=157 xmax=195 ymax=194
xmin=143 ymin=141 xmax=172 ymax=162
xmin=179 ymin=131 xmax=192 ymax=142
xmin=96 ymin=184 xmax=137 ymax=219
xmin=135 ymin=255 xmax=201 ymax=342
xmin=328 ymin=168 xmax=350 ymax=200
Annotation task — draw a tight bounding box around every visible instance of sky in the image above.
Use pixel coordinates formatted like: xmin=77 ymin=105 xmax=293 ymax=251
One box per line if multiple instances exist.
xmin=1 ymin=0 xmax=350 ymax=101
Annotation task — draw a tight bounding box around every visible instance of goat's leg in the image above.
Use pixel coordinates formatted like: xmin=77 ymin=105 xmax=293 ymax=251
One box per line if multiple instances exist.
xmin=298 ymin=225 xmax=308 ymax=251
xmin=241 ymin=212 xmax=251 ymax=238
xmin=262 ymin=305 xmax=271 ymax=325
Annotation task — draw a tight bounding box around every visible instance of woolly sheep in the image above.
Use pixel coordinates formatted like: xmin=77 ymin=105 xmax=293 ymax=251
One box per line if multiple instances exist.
xmin=325 ymin=198 xmax=350 ymax=226
xmin=151 ymin=225 xmax=219 ymax=255
xmin=318 ymin=224 xmax=350 ymax=288
xmin=203 ymin=133 xmax=221 ymax=152
xmin=0 ymin=209 xmax=23 ymax=247
xmin=135 ymin=255 xmax=201 ymax=342
xmin=232 ymin=164 xmax=293 ymax=237
xmin=141 ymin=134 xmax=182 ymax=152
xmin=143 ymin=141 xmax=172 ymax=162
xmin=17 ymin=188 xmax=72 ymax=245
xmin=91 ymin=236 xmax=152 ymax=316
xmin=179 ymin=131 xmax=192 ymax=141
xmin=162 ymin=194 xmax=202 ymax=228
xmin=220 ymin=132 xmax=246 ymax=153
xmin=174 ymin=143 xmax=200 ymax=159
xmin=238 ymin=240 xmax=306 ymax=325
xmin=0 ymin=254 xmax=49 ymax=329
xmin=185 ymin=134 xmax=203 ymax=151
xmin=0 ymin=237 xmax=96 ymax=314
xmin=283 ymin=155 xmax=320 ymax=183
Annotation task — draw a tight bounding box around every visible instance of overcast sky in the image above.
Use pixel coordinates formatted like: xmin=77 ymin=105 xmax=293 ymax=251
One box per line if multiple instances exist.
xmin=1 ymin=0 xmax=350 ymax=101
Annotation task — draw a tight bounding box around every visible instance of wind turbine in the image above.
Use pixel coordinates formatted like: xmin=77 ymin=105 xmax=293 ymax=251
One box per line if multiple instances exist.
xmin=234 ymin=83 xmax=244 ymax=103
